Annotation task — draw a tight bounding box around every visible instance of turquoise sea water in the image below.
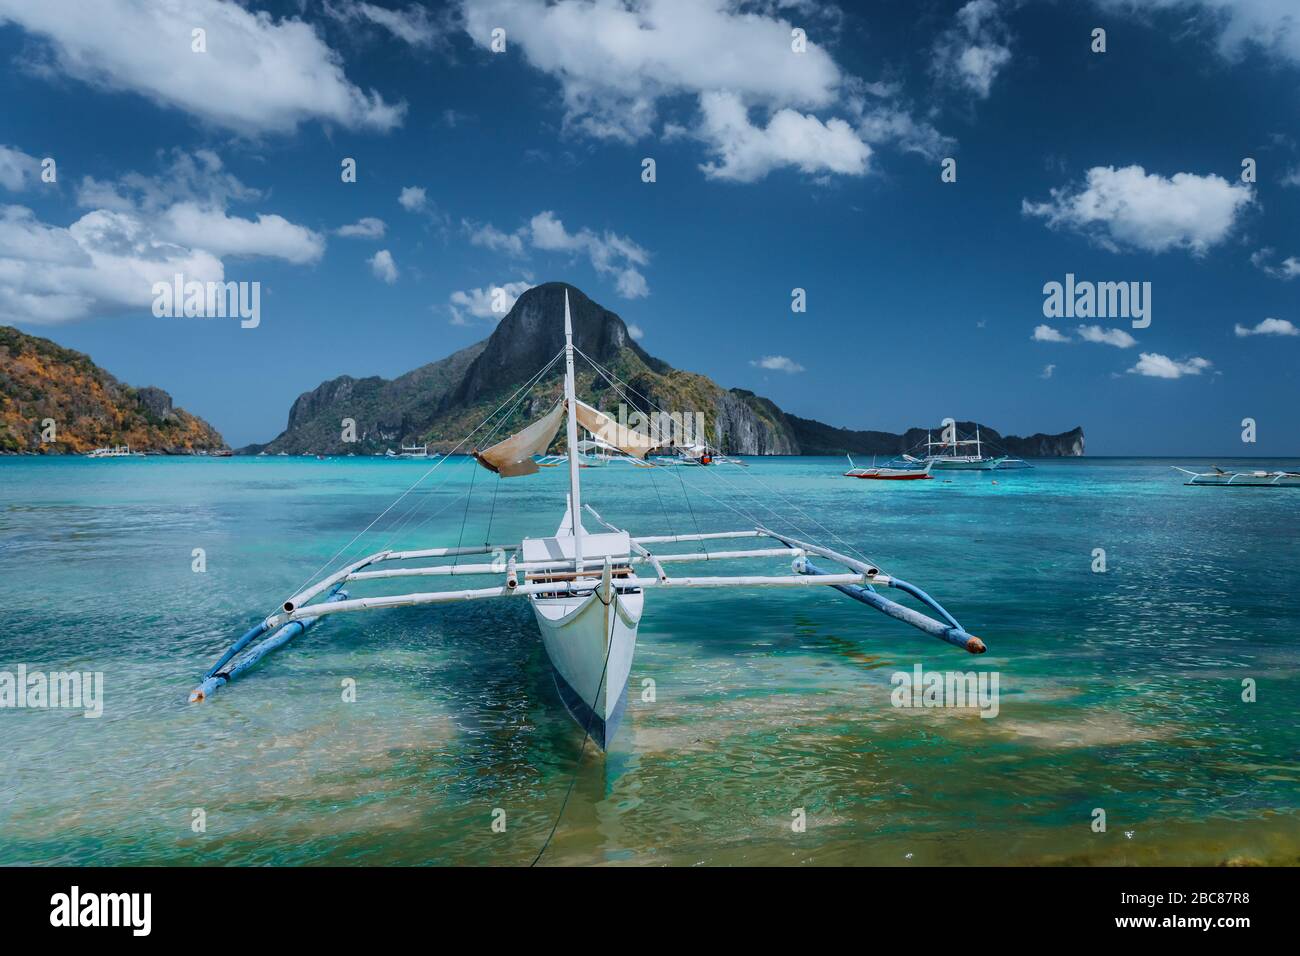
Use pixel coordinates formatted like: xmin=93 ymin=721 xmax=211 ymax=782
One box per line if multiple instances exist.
xmin=1 ymin=455 xmax=1297 ymax=866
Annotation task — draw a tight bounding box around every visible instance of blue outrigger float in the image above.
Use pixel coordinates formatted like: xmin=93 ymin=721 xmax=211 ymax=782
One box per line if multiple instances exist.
xmin=190 ymin=291 xmax=985 ymax=748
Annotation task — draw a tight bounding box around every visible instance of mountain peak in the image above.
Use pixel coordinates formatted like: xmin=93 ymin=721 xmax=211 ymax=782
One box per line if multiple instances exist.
xmin=449 ymin=282 xmax=662 ymax=408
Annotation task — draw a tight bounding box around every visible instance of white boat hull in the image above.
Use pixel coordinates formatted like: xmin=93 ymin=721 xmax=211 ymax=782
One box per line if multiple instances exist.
xmin=530 ymin=585 xmax=642 ymax=749
xmin=928 ymin=457 xmax=1004 ymax=470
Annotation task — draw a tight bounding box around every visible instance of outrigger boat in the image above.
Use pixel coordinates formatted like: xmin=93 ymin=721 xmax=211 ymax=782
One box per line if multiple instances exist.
xmin=87 ymin=444 xmax=141 ymax=458
xmin=899 ymin=426 xmax=1005 ymax=470
xmin=190 ymin=292 xmax=986 ymax=749
xmin=1174 ymin=465 xmax=1300 ymax=487
xmin=843 ymin=455 xmax=933 ymax=480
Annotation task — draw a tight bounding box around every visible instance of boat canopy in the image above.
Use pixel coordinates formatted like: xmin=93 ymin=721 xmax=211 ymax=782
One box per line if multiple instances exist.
xmin=473 ymin=400 xmax=565 ymax=476
xmin=573 ymin=399 xmax=655 ymax=459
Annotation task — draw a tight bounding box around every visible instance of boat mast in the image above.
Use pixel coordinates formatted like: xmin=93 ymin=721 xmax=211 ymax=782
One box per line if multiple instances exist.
xmin=975 ymin=425 xmax=981 ymax=459
xmin=562 ymin=290 xmax=584 ymax=570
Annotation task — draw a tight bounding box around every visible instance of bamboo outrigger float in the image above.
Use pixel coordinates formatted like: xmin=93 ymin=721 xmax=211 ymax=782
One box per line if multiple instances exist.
xmin=190 ymin=291 xmax=986 ymax=748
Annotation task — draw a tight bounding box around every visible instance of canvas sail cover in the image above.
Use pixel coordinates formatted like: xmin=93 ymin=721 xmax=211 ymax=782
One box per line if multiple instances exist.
xmin=474 ymin=401 xmax=565 ymax=477
xmin=573 ymin=400 xmax=656 ymax=459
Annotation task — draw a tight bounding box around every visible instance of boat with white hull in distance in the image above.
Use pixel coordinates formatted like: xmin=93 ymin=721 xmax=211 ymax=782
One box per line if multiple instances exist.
xmin=900 ymin=425 xmax=1005 ymax=470
xmin=1175 ymin=465 xmax=1300 ymax=487
xmin=190 ymin=290 xmax=987 ymax=750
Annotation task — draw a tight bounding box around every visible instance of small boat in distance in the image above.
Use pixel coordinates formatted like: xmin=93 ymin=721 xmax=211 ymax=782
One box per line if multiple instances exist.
xmin=844 ymin=456 xmax=933 ymax=480
xmin=903 ymin=426 xmax=1005 ymax=470
xmin=397 ymin=443 xmax=436 ymax=459
xmin=88 ymin=444 xmax=142 ymax=458
xmin=1174 ymin=465 xmax=1300 ymax=487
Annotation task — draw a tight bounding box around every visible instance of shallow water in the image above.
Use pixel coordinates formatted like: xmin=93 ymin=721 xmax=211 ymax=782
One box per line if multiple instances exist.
xmin=1 ymin=456 xmax=1297 ymax=865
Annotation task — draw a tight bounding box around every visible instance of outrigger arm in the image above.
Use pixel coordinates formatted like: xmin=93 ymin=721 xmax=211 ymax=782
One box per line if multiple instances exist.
xmin=190 ymin=519 xmax=985 ymax=701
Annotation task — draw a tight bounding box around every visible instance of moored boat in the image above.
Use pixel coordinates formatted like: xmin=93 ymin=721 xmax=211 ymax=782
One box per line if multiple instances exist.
xmin=190 ymin=291 xmax=987 ymax=751
xmin=843 ymin=456 xmax=933 ymax=480
xmin=1175 ymin=465 xmax=1300 ymax=487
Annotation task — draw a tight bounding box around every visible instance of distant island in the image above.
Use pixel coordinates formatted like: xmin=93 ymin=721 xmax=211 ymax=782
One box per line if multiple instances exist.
xmin=1 ymin=284 xmax=1082 ymax=457
xmin=242 ymin=283 xmax=1085 ymax=458
xmin=0 ymin=326 xmax=226 ymax=454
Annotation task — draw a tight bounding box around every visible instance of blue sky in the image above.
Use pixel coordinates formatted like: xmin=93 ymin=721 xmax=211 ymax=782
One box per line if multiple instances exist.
xmin=0 ymin=0 xmax=1297 ymax=454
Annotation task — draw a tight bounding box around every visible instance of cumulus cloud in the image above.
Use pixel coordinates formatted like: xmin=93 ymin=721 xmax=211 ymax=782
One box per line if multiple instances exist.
xmin=398 ymin=186 xmax=428 ymax=212
xmin=1040 ymin=363 xmax=1055 ymax=379
xmin=163 ymin=203 xmax=324 ymax=264
xmin=77 ymin=148 xmax=259 ymax=213
xmin=0 ymin=145 xmax=42 ymax=191
xmin=1032 ymin=324 xmax=1070 ymax=342
xmin=368 ymin=249 xmax=398 ymax=284
xmin=464 ymin=220 xmax=526 ymax=256
xmin=750 ymin=355 xmax=805 ymax=373
xmin=0 ymin=0 xmax=404 ymax=134
xmin=459 ymin=0 xmax=935 ymax=182
xmin=470 ymin=210 xmax=650 ymax=299
xmin=933 ymin=0 xmax=1012 ymax=98
xmin=448 ymin=281 xmax=533 ymax=324
xmin=336 ymin=217 xmax=386 ymax=239
xmin=1023 ymin=165 xmax=1253 ymax=255
xmin=1076 ymin=324 xmax=1137 ymax=348
xmin=0 ymin=149 xmax=323 ymax=324
xmin=627 ymin=323 xmax=645 ymax=341
xmin=1127 ymin=352 xmax=1212 ymax=379
xmin=696 ymin=91 xmax=871 ymax=182
xmin=0 ymin=204 xmax=224 ymax=324
xmin=1250 ymin=247 xmax=1300 ymax=280
xmin=1235 ymin=317 xmax=1298 ymax=337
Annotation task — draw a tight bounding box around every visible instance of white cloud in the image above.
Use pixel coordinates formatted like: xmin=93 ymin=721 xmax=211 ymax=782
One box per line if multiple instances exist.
xmin=462 ymin=0 xmax=843 ymax=141
xmin=1235 ymin=317 xmax=1299 ymax=337
xmin=77 ymin=148 xmax=259 ymax=213
xmin=0 ymin=149 xmax=323 ymax=324
xmin=933 ymin=0 xmax=1012 ymax=98
xmin=1096 ymin=1 xmax=1300 ymax=70
xmin=1127 ymin=352 xmax=1212 ymax=379
xmin=330 ymin=1 xmax=442 ymax=47
xmin=465 ymin=220 xmax=526 ymax=256
xmin=0 ymin=0 xmax=404 ymax=134
xmin=464 ymin=211 xmax=651 ymax=298
xmin=696 ymin=91 xmax=871 ymax=182
xmin=398 ymin=186 xmax=428 ymax=212
xmin=369 ymin=249 xmax=398 ymax=284
xmin=1023 ymin=165 xmax=1253 ymax=255
xmin=750 ymin=355 xmax=805 ymax=373
xmin=627 ymin=323 xmax=645 ymax=341
xmin=459 ymin=0 xmax=930 ymax=181
xmin=1032 ymin=324 xmax=1070 ymax=342
xmin=0 ymin=204 xmax=224 ymax=324
xmin=448 ymin=281 xmax=533 ymax=324
xmin=0 ymin=145 xmax=42 ymax=191
xmin=1076 ymin=324 xmax=1137 ymax=348
xmin=1282 ymin=167 xmax=1300 ymax=188
xmin=1250 ymin=247 xmax=1300 ymax=280
xmin=528 ymin=211 xmax=650 ymax=299
xmin=74 ymin=151 xmax=323 ymax=263
xmin=336 ymin=217 xmax=386 ymax=239
xmin=1040 ymin=363 xmax=1055 ymax=379
xmin=162 ymin=202 xmax=324 ymax=264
